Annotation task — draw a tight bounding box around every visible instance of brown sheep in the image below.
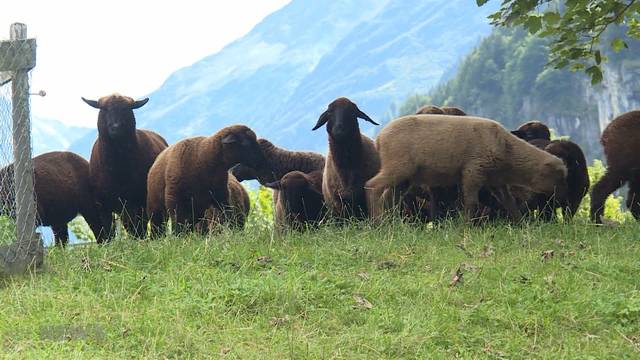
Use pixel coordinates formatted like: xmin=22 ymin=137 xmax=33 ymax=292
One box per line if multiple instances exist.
xmin=511 ymin=121 xmax=551 ymax=142
xmin=83 ymin=94 xmax=168 ymax=240
xmin=230 ymin=138 xmax=325 ymax=184
xmin=312 ymin=97 xmax=380 ymax=220
xmin=199 ymin=174 xmax=251 ymax=232
xmin=591 ymin=110 xmax=640 ymax=223
xmin=264 ymin=170 xmax=325 ymax=229
xmin=0 ymin=151 xmax=102 ymax=246
xmin=146 ymin=125 xmax=268 ymax=234
xmin=530 ymin=140 xmax=589 ymax=221
xmin=415 ymin=105 xmax=444 ymax=115
xmin=441 ymin=106 xmax=467 ymax=116
xmin=366 ymin=115 xmax=568 ymax=222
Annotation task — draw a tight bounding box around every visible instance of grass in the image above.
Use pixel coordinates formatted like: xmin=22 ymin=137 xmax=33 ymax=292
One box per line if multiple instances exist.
xmin=1 ymin=218 xmax=640 ymax=358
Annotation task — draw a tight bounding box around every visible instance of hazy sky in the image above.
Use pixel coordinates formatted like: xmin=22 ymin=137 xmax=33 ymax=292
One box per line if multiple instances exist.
xmin=0 ymin=0 xmax=291 ymax=127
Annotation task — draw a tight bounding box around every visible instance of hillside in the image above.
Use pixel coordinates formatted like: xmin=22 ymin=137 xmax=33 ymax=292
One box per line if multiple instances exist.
xmin=391 ymin=27 xmax=640 ymax=161
xmin=69 ymin=0 xmax=497 ymax=157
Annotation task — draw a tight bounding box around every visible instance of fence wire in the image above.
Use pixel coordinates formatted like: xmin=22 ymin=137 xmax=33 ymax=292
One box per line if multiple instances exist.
xmin=0 ymin=24 xmax=42 ymax=273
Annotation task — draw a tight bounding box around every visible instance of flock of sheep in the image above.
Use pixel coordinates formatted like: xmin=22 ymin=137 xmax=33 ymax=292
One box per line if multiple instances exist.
xmin=1 ymin=93 xmax=638 ymax=246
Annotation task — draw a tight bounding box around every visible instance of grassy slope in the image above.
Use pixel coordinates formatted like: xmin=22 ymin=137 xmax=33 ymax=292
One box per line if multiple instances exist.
xmin=1 ymin=220 xmax=640 ymax=359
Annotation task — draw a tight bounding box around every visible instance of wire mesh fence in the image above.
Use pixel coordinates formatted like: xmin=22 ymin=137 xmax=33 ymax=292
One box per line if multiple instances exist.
xmin=0 ymin=23 xmax=43 ymax=274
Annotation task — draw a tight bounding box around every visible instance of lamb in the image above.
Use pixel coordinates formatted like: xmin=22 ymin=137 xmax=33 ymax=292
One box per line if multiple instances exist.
xmin=264 ymin=170 xmax=325 ymax=229
xmin=312 ymin=97 xmax=381 ymax=219
xmin=366 ymin=114 xmax=568 ymax=222
xmin=511 ymin=121 xmax=551 ymax=142
xmin=591 ymin=110 xmax=640 ymax=223
xmin=230 ymin=138 xmax=325 ymax=184
xmin=83 ymin=94 xmax=168 ymax=240
xmin=146 ymin=125 xmax=268 ymax=234
xmin=0 ymin=151 xmax=102 ymax=246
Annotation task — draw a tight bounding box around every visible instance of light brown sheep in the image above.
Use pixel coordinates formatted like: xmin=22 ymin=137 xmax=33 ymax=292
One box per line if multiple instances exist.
xmin=366 ymin=115 xmax=568 ymax=221
xmin=415 ymin=105 xmax=444 ymax=115
xmin=312 ymin=97 xmax=380 ymax=220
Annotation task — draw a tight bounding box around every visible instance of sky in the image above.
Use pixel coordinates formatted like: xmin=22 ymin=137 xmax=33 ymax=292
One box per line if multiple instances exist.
xmin=0 ymin=0 xmax=291 ymax=127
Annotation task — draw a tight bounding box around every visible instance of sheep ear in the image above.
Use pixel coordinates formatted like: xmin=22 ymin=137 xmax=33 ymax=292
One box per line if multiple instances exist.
xmin=264 ymin=180 xmax=281 ymax=190
xmin=511 ymin=130 xmax=525 ymax=139
xmin=356 ymin=108 xmax=379 ymax=125
xmin=221 ymin=133 xmax=239 ymax=144
xmin=81 ymin=97 xmax=100 ymax=109
xmin=312 ymin=111 xmax=329 ymax=131
xmin=130 ymin=98 xmax=149 ymax=109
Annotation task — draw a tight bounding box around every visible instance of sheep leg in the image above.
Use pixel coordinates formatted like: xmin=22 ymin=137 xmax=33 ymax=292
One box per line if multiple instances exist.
xmin=493 ymin=187 xmax=523 ymax=223
xmin=51 ymin=223 xmax=69 ymax=247
xmin=627 ymin=177 xmax=640 ymax=220
xmin=461 ymin=170 xmax=484 ymax=224
xmin=365 ymin=171 xmax=410 ymax=220
xmin=148 ymin=210 xmax=166 ymax=239
xmin=537 ymin=194 xmax=555 ymax=222
xmin=80 ymin=204 xmax=107 ymax=244
xmin=98 ymin=210 xmax=115 ymax=242
xmin=590 ymin=171 xmax=624 ymax=223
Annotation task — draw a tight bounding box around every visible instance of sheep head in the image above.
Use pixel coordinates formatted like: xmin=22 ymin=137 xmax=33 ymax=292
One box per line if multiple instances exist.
xmin=219 ymin=125 xmax=271 ymax=174
xmin=511 ymin=121 xmax=551 ymax=142
xmin=530 ymin=157 xmax=568 ymax=200
xmin=82 ymin=93 xmax=148 ymax=141
xmin=312 ymin=97 xmax=378 ymax=142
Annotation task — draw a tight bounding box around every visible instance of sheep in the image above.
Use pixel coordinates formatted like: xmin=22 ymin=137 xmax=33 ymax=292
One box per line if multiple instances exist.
xmin=416 ymin=105 xmax=444 ymax=115
xmin=83 ymin=94 xmax=168 ymax=240
xmin=0 ymin=151 xmax=102 ymax=246
xmin=312 ymin=97 xmax=380 ymax=220
xmin=146 ymin=125 xmax=268 ymax=234
xmin=264 ymin=170 xmax=325 ymax=229
xmin=366 ymin=114 xmax=568 ymax=222
xmin=527 ymin=140 xmax=589 ymax=221
xmin=591 ymin=110 xmax=640 ymax=223
xmin=199 ymin=174 xmax=251 ymax=232
xmin=441 ymin=106 xmax=467 ymax=116
xmin=511 ymin=121 xmax=551 ymax=142
xmin=230 ymin=138 xmax=325 ymax=184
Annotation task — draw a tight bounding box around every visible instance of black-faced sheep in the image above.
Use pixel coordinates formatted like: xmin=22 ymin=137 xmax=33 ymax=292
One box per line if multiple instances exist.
xmin=511 ymin=121 xmax=551 ymax=142
xmin=264 ymin=170 xmax=325 ymax=229
xmin=83 ymin=94 xmax=168 ymax=240
xmin=0 ymin=151 xmax=102 ymax=246
xmin=312 ymin=97 xmax=380 ymax=220
xmin=146 ymin=125 xmax=268 ymax=234
xmin=230 ymin=138 xmax=325 ymax=184
xmin=591 ymin=110 xmax=640 ymax=223
xmin=366 ymin=115 xmax=568 ymax=222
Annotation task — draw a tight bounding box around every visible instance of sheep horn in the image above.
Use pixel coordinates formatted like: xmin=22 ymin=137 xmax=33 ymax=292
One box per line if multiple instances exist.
xmin=312 ymin=111 xmax=330 ymax=131
xmin=81 ymin=97 xmax=100 ymax=109
xmin=130 ymin=98 xmax=149 ymax=109
xmin=356 ymin=109 xmax=379 ymax=125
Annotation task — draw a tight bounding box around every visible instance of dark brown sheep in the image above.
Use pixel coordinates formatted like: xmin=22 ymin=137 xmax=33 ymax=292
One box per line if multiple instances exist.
xmin=0 ymin=151 xmax=102 ymax=246
xmin=230 ymin=138 xmax=325 ymax=184
xmin=83 ymin=94 xmax=168 ymax=240
xmin=312 ymin=97 xmax=380 ymax=220
xmin=199 ymin=174 xmax=251 ymax=231
xmin=530 ymin=140 xmax=589 ymax=221
xmin=591 ymin=110 xmax=640 ymax=223
xmin=264 ymin=170 xmax=325 ymax=229
xmin=146 ymin=125 xmax=268 ymax=234
xmin=511 ymin=121 xmax=551 ymax=142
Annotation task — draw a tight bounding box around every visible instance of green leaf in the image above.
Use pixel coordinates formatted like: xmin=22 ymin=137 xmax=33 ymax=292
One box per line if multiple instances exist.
xmin=595 ymin=50 xmax=602 ymax=65
xmin=586 ymin=65 xmax=603 ymax=85
xmin=526 ymin=16 xmax=543 ymax=34
xmin=611 ymin=38 xmax=628 ymax=53
xmin=476 ymin=0 xmax=491 ymax=5
xmin=543 ymin=11 xmax=561 ymax=26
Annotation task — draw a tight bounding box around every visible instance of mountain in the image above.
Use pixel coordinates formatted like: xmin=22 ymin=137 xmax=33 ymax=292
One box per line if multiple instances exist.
xmin=32 ymin=117 xmax=91 ymax=157
xmin=69 ymin=0 xmax=497 ymax=156
xmin=392 ymin=27 xmax=640 ymax=161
